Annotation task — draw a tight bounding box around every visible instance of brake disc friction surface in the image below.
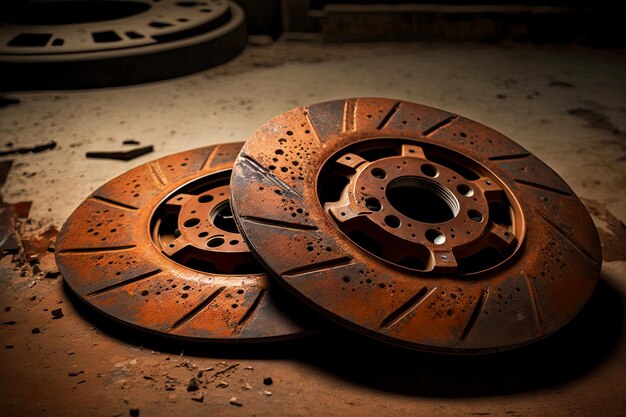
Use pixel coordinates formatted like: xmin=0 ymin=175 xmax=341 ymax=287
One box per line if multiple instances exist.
xmin=56 ymin=143 xmax=309 ymax=341
xmin=230 ymin=98 xmax=601 ymax=353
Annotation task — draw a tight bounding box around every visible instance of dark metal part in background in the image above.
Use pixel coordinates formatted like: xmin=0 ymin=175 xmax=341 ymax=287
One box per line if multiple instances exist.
xmin=55 ymin=143 xmax=312 ymax=342
xmin=230 ymin=98 xmax=601 ymax=354
xmin=0 ymin=0 xmax=246 ymax=90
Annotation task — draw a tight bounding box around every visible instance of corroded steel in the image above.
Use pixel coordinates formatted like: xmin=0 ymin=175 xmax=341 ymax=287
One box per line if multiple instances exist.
xmin=230 ymin=98 xmax=601 ymax=353
xmin=56 ymin=143 xmax=311 ymax=342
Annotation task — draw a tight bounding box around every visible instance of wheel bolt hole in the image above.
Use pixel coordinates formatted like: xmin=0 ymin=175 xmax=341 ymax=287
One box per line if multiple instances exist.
xmin=371 ymin=168 xmax=386 ymax=179
xmin=426 ymin=229 xmax=446 ymax=245
xmin=198 ymin=231 xmax=208 ymax=238
xmin=365 ymin=197 xmax=382 ymax=212
xmin=384 ymin=215 xmax=401 ymax=228
xmin=229 ymin=240 xmax=239 ymax=245
xmin=457 ymin=184 xmax=474 ymax=197
xmin=183 ymin=218 xmax=200 ymax=227
xmin=198 ymin=194 xmax=213 ymax=203
xmin=468 ymin=209 xmax=483 ymax=222
xmin=421 ymin=164 xmax=438 ymax=177
xmin=207 ymin=237 xmax=225 ymax=248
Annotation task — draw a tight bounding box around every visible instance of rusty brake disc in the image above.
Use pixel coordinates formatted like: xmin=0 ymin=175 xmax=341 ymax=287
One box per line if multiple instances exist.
xmin=230 ymin=98 xmax=601 ymax=353
xmin=56 ymin=143 xmax=311 ymax=342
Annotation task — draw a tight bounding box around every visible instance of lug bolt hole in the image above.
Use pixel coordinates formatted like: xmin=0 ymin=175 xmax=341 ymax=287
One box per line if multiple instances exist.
xmin=365 ymin=197 xmax=382 ymax=212
xmin=421 ymin=164 xmax=438 ymax=177
xmin=184 ymin=218 xmax=200 ymax=227
xmin=457 ymin=184 xmax=474 ymax=197
xmin=207 ymin=237 xmax=225 ymax=248
xmin=426 ymin=229 xmax=446 ymax=245
xmin=371 ymin=168 xmax=386 ymax=179
xmin=198 ymin=194 xmax=214 ymax=203
xmin=468 ymin=209 xmax=483 ymax=222
xmin=384 ymin=215 xmax=401 ymax=228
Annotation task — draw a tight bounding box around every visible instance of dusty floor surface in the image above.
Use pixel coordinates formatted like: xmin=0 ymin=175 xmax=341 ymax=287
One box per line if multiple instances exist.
xmin=0 ymin=41 xmax=625 ymax=417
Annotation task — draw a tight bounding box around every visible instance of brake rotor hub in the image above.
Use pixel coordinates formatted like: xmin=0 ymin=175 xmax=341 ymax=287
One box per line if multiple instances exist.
xmin=324 ymin=142 xmax=519 ymax=273
xmin=156 ymin=181 xmax=260 ymax=274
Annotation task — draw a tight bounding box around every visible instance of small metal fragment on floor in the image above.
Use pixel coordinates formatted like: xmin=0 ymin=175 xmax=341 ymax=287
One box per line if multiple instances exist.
xmin=164 ymin=376 xmax=178 ymax=391
xmin=0 ymin=141 xmax=56 ymax=157
xmin=39 ymin=252 xmax=60 ymax=277
xmin=187 ymin=377 xmax=200 ymax=392
xmin=12 ymin=201 xmax=32 ymax=219
xmin=190 ymin=391 xmax=203 ymax=402
xmin=0 ymin=205 xmax=20 ymax=255
xmin=51 ymin=308 xmax=64 ymax=319
xmin=244 ymin=366 xmax=254 ymax=370
xmin=263 ymin=390 xmax=272 ymax=396
xmin=85 ymin=145 xmax=154 ymax=161
xmin=68 ymin=370 xmax=84 ymax=377
xmin=242 ymin=383 xmax=252 ymax=390
xmin=22 ymin=226 xmax=58 ymax=261
xmin=229 ymin=397 xmax=243 ymax=407
xmin=122 ymin=139 xmax=140 ymax=145
xmin=216 ymin=380 xmax=229 ymax=388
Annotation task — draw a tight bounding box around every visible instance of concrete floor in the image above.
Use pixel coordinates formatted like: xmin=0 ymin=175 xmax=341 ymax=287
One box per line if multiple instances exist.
xmin=0 ymin=41 xmax=625 ymax=416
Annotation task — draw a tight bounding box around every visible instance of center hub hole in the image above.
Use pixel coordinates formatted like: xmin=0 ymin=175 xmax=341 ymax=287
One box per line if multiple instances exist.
xmin=385 ymin=177 xmax=459 ymax=223
xmin=211 ymin=201 xmax=239 ymax=233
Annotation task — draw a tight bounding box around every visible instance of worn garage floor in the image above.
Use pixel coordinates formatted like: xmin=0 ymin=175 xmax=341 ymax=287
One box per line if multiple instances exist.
xmin=0 ymin=41 xmax=625 ymax=417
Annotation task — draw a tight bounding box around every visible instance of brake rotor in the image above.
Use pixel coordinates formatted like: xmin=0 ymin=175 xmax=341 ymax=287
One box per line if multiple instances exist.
xmin=0 ymin=0 xmax=245 ymax=89
xmin=230 ymin=98 xmax=601 ymax=353
xmin=55 ymin=143 xmax=311 ymax=342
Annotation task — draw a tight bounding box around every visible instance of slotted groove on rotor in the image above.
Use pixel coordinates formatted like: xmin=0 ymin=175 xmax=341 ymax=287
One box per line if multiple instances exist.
xmin=514 ymin=179 xmax=574 ymax=197
xmin=376 ymin=101 xmax=402 ymax=130
xmin=282 ymin=257 xmax=354 ymax=278
xmin=461 ymin=290 xmax=488 ymax=341
xmin=525 ymin=276 xmax=546 ymax=333
xmin=86 ymin=269 xmax=163 ymax=297
xmin=58 ymin=245 xmax=137 ymax=254
xmin=90 ymin=195 xmax=138 ymax=211
xmin=235 ymin=289 xmax=266 ymax=332
xmin=381 ymin=287 xmax=431 ymax=329
xmin=240 ymin=215 xmax=319 ymax=231
xmin=170 ymin=286 xmax=226 ymax=331
xmin=422 ymin=115 xmax=458 ymax=136
xmin=535 ymin=210 xmax=599 ymax=265
xmin=240 ymin=154 xmax=301 ymax=198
